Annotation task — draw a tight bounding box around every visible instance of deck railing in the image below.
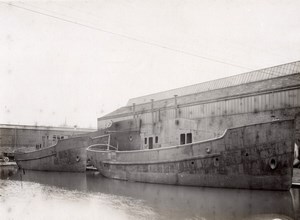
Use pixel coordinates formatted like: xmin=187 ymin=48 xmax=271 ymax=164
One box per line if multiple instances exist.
xmin=89 ymin=134 xmax=118 ymax=151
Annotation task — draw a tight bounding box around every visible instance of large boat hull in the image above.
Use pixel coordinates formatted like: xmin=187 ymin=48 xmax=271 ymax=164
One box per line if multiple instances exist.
xmin=15 ymin=136 xmax=90 ymax=172
xmin=88 ymin=120 xmax=295 ymax=190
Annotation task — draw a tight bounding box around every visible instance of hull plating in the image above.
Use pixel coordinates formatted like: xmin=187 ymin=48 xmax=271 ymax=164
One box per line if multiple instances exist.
xmin=88 ymin=120 xmax=295 ymax=190
xmin=15 ymin=136 xmax=90 ymax=172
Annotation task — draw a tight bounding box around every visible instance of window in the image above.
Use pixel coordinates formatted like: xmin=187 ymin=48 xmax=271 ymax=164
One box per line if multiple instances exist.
xmin=187 ymin=133 xmax=192 ymax=144
xmin=149 ymin=137 xmax=153 ymax=149
xmin=180 ymin=134 xmax=185 ymax=145
xmin=144 ymin=138 xmax=147 ymax=145
xmin=155 ymin=136 xmax=158 ymax=143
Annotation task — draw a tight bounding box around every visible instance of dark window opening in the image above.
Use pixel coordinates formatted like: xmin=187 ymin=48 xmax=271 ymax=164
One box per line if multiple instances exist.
xmin=149 ymin=137 xmax=153 ymax=149
xmin=187 ymin=133 xmax=192 ymax=144
xmin=144 ymin=138 xmax=147 ymax=145
xmin=180 ymin=134 xmax=185 ymax=145
xmin=155 ymin=136 xmax=158 ymax=143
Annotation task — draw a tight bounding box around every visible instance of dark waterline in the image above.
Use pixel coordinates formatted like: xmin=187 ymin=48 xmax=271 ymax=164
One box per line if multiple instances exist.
xmin=0 ymin=166 xmax=299 ymax=220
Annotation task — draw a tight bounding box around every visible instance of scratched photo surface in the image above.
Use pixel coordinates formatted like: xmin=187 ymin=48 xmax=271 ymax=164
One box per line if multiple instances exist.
xmin=1 ymin=1 xmax=300 ymax=220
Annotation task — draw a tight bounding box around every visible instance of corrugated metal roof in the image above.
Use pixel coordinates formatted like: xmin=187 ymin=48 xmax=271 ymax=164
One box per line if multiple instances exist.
xmin=127 ymin=61 xmax=300 ymax=106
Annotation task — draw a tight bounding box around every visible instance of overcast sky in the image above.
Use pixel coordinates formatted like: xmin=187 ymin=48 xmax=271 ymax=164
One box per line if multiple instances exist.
xmin=1 ymin=0 xmax=300 ymax=128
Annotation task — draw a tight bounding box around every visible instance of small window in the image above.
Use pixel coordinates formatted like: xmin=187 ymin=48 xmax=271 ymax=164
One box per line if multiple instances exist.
xmin=61 ymin=136 xmax=64 ymax=139
xmin=144 ymin=138 xmax=147 ymax=145
xmin=149 ymin=137 xmax=153 ymax=149
xmin=180 ymin=134 xmax=185 ymax=145
xmin=53 ymin=135 xmax=56 ymax=141
xmin=187 ymin=133 xmax=192 ymax=144
xmin=155 ymin=136 xmax=158 ymax=143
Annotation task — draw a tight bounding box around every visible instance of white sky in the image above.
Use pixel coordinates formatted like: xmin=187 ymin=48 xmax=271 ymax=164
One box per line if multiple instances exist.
xmin=1 ymin=0 xmax=300 ymax=128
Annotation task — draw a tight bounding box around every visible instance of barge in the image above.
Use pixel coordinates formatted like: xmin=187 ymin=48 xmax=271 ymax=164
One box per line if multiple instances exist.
xmin=14 ymin=136 xmax=92 ymax=172
xmin=87 ymin=120 xmax=295 ymax=190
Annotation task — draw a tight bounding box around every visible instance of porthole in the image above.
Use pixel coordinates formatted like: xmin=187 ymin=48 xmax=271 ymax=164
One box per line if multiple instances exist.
xmin=129 ymin=136 xmax=133 ymax=141
xmin=269 ymin=157 xmax=277 ymax=170
xmin=206 ymin=148 xmax=211 ymax=154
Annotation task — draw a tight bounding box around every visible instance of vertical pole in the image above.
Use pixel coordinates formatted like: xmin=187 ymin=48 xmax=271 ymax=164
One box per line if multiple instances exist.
xmin=107 ymin=134 xmax=110 ymax=150
xmin=132 ymin=103 xmax=136 ymax=118
xmin=174 ymin=95 xmax=178 ymax=118
xmin=151 ymin=99 xmax=154 ymax=134
xmin=158 ymin=108 xmax=161 ymax=122
xmin=14 ymin=128 xmax=17 ymax=148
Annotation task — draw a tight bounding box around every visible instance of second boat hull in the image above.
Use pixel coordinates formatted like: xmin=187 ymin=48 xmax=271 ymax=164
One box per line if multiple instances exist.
xmin=15 ymin=136 xmax=90 ymax=172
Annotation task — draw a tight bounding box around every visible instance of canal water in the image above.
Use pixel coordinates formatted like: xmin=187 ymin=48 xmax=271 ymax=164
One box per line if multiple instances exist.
xmin=0 ymin=166 xmax=299 ymax=220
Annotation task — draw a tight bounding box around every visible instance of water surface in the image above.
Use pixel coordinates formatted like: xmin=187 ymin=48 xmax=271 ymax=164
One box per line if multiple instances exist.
xmin=0 ymin=166 xmax=299 ymax=220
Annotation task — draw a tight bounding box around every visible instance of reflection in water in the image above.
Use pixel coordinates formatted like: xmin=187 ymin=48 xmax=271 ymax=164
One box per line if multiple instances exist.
xmin=0 ymin=167 xmax=298 ymax=220
xmin=0 ymin=165 xmax=18 ymax=179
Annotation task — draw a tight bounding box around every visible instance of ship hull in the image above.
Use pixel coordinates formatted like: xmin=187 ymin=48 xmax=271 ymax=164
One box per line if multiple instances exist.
xmin=15 ymin=136 xmax=90 ymax=172
xmin=88 ymin=120 xmax=295 ymax=190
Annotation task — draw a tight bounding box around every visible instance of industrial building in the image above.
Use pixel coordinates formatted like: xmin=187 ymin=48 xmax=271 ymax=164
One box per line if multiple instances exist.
xmin=97 ymin=61 xmax=300 ymax=150
xmin=0 ymin=124 xmax=95 ymax=157
xmin=2 ymin=61 xmax=299 ymax=156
